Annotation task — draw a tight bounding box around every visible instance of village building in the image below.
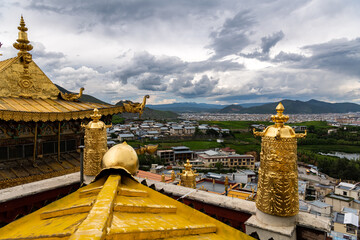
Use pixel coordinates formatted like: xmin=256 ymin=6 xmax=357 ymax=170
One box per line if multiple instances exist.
xmin=198 ymin=150 xmax=255 ymax=170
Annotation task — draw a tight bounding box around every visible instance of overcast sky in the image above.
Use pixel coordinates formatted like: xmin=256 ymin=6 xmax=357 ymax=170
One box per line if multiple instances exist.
xmin=1 ymin=0 xmax=360 ymax=105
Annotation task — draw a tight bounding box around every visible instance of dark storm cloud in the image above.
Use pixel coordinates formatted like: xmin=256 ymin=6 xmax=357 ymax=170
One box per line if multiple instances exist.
xmin=170 ymin=75 xmax=219 ymax=98
xmin=112 ymin=51 xmax=242 ymax=96
xmin=28 ymin=0 xmax=222 ymax=32
xmin=261 ymin=31 xmax=284 ymax=54
xmin=273 ymin=51 xmax=305 ymax=63
xmin=113 ymin=51 xmax=186 ymax=84
xmin=240 ymin=31 xmax=285 ymax=61
xmin=135 ymin=74 xmax=167 ymax=91
xmin=297 ymin=38 xmax=360 ymax=77
xmin=208 ymin=11 xmax=256 ymax=58
xmin=187 ymin=59 xmax=244 ymax=73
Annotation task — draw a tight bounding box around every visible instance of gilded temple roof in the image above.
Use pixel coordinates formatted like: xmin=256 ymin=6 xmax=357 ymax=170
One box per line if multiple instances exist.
xmin=0 ymin=96 xmax=125 ymax=122
xmin=0 ymin=170 xmax=253 ymax=240
xmin=0 ymin=17 xmax=146 ymax=122
xmin=0 ymin=56 xmax=60 ymax=100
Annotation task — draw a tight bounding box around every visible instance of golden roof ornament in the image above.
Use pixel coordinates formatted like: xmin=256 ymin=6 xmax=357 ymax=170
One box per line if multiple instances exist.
xmin=253 ymin=103 xmax=306 ymax=217
xmin=13 ymin=16 xmax=33 ymax=57
xmin=60 ymin=87 xmax=84 ymax=101
xmin=102 ymin=141 xmax=139 ymax=176
xmin=171 ymin=170 xmax=176 ymax=181
xmin=12 ymin=16 xmax=36 ymax=96
xmin=90 ymin=108 xmax=102 ymax=122
xmin=178 ymin=160 xmax=198 ymax=188
xmin=123 ymin=95 xmax=150 ymax=118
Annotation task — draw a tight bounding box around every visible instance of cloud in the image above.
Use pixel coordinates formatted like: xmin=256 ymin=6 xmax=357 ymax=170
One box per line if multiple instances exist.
xmin=240 ymin=31 xmax=285 ymax=61
xmin=261 ymin=31 xmax=284 ymax=54
xmin=171 ymin=75 xmax=219 ymax=98
xmin=52 ymin=66 xmax=104 ymax=92
xmin=31 ymin=42 xmax=67 ymax=69
xmin=135 ymin=73 xmax=167 ymax=91
xmin=298 ymin=38 xmax=360 ymax=77
xmin=273 ymin=51 xmax=305 ymax=62
xmin=113 ymin=51 xmax=185 ymax=84
xmin=208 ymin=10 xmax=256 ymax=59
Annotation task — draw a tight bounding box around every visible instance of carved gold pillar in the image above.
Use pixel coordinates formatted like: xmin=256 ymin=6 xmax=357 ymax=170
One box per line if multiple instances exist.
xmin=82 ymin=109 xmax=110 ymax=178
xmin=254 ymin=103 xmax=306 ymax=217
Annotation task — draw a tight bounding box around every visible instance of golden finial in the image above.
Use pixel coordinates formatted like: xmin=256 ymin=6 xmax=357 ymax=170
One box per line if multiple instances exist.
xmin=271 ymin=102 xmax=289 ymax=127
xmin=184 ymin=159 xmax=192 ymax=171
xmin=13 ymin=16 xmax=33 ymax=56
xmin=90 ymin=108 xmax=102 ymax=122
xmin=161 ymin=173 xmax=165 ymax=182
xmin=171 ymin=170 xmax=175 ymax=181
xmin=225 ymin=176 xmax=229 ymax=186
xmin=179 ymin=160 xmax=198 ymax=189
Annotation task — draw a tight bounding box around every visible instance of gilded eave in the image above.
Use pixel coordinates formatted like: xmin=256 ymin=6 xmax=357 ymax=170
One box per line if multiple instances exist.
xmin=0 ymin=97 xmax=127 ymax=122
xmin=0 ymin=172 xmax=254 ymax=240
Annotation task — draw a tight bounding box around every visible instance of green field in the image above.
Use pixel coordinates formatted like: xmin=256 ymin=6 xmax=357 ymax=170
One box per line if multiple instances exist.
xmin=288 ymin=121 xmax=332 ymax=129
xmin=299 ymin=144 xmax=360 ymax=153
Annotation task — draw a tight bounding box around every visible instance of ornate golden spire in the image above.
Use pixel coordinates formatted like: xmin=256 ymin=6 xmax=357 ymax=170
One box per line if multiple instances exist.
xmin=253 ymin=103 xmax=306 ymax=217
xmin=13 ymin=16 xmax=33 ymax=56
xmin=90 ymin=108 xmax=101 ymax=122
xmin=178 ymin=160 xmax=198 ymax=188
xmin=271 ymin=102 xmax=289 ymax=127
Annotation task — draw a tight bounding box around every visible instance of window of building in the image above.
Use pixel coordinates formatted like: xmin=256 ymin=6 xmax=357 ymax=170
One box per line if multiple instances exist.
xmin=24 ymin=144 xmax=34 ymax=157
xmin=343 ymin=191 xmax=347 ymax=196
xmin=0 ymin=147 xmax=7 ymax=161
xmin=8 ymin=145 xmax=23 ymax=159
xmin=346 ymin=224 xmax=356 ymax=234
xmin=66 ymin=139 xmax=76 ymax=151
xmin=43 ymin=142 xmax=56 ymax=155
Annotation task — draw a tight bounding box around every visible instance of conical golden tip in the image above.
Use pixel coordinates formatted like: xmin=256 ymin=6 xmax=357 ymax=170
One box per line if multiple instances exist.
xmin=276 ymin=102 xmax=284 ymax=112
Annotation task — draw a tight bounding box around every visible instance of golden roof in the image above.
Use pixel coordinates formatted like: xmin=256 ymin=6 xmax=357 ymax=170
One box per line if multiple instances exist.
xmin=0 ymin=96 xmax=127 ymax=122
xmin=0 ymin=170 xmax=253 ymax=240
xmin=0 ymin=17 xmax=143 ymax=122
xmin=0 ymin=55 xmax=60 ymax=100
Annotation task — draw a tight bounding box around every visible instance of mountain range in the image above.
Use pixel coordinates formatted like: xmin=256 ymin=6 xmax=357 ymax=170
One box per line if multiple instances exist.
xmin=55 ymin=85 xmax=360 ymax=114
xmin=219 ymin=99 xmax=360 ymax=114
xmin=149 ymin=99 xmax=360 ymax=114
xmin=147 ymin=102 xmax=267 ymax=113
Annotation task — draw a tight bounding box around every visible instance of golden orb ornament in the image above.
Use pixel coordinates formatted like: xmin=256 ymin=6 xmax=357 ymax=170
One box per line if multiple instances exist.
xmin=102 ymin=142 xmax=139 ymax=175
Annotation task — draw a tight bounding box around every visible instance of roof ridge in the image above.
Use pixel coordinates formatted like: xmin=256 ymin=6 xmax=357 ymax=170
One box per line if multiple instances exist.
xmin=0 ymin=57 xmax=18 ymax=72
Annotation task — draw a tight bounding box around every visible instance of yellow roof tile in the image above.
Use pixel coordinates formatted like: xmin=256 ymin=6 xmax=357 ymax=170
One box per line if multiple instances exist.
xmin=0 ymin=171 xmax=254 ymax=240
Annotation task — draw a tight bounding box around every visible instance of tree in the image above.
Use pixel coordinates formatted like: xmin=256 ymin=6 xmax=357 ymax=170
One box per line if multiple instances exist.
xmin=215 ymin=162 xmax=223 ymax=172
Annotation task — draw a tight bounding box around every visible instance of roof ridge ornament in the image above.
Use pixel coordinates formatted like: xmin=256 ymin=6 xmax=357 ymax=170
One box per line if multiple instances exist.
xmin=90 ymin=108 xmax=102 ymax=122
xmin=60 ymin=87 xmax=84 ymax=101
xmin=13 ymin=16 xmax=36 ymax=97
xmin=13 ymin=16 xmax=33 ymax=57
xmin=271 ymin=102 xmax=289 ymax=127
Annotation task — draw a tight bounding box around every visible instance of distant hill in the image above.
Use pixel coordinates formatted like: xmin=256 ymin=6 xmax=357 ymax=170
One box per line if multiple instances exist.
xmin=55 ymin=84 xmax=110 ymax=105
xmin=115 ymin=101 xmax=179 ymax=120
xmin=147 ymin=102 xmax=270 ymax=112
xmin=147 ymin=102 xmax=226 ymax=113
xmin=219 ymin=104 xmax=244 ymax=113
xmin=219 ymin=99 xmax=360 ymax=114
